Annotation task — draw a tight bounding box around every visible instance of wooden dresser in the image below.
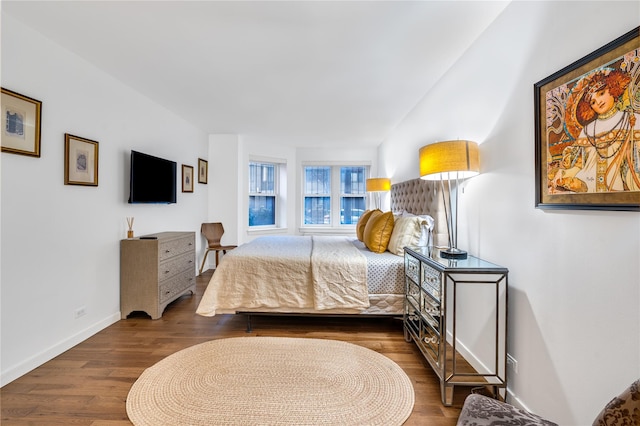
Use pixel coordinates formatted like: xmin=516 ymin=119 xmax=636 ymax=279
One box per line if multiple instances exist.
xmin=120 ymin=231 xmax=196 ymax=319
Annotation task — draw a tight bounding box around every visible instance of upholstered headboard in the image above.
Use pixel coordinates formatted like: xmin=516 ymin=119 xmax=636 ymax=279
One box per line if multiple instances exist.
xmin=390 ymin=178 xmax=448 ymax=248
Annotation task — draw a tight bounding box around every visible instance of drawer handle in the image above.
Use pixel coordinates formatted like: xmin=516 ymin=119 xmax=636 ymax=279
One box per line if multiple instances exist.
xmin=165 ymin=250 xmax=171 ymax=253
xmin=164 ymin=270 xmax=170 ymax=274
xmin=165 ymin=290 xmax=171 ymax=295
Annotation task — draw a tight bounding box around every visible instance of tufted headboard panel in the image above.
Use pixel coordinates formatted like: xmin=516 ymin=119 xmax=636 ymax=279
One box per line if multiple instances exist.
xmin=390 ymin=178 xmax=448 ymax=248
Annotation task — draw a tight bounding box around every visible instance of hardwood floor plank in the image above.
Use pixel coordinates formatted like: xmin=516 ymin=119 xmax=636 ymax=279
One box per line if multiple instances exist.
xmin=1 ymin=270 xmax=474 ymax=425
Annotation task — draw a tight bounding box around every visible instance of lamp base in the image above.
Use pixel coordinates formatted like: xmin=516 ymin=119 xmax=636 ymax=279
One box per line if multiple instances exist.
xmin=440 ymin=248 xmax=468 ymax=260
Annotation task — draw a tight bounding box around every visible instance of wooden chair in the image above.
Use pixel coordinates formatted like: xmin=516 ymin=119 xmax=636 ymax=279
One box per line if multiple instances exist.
xmin=199 ymin=223 xmax=237 ymax=275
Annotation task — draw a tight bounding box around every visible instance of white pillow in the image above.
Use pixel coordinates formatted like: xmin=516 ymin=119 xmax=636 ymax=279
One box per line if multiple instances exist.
xmin=387 ymin=216 xmax=425 ymax=256
xmin=400 ymin=212 xmax=434 ymax=247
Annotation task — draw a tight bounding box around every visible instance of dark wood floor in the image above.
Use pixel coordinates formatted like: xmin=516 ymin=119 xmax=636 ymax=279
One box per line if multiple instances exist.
xmin=1 ymin=270 xmax=475 ymax=425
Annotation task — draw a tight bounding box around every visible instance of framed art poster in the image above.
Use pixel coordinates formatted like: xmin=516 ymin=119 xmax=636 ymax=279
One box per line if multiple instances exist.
xmin=182 ymin=164 xmax=194 ymax=193
xmin=64 ymin=133 xmax=99 ymax=186
xmin=534 ymin=27 xmax=639 ymax=211
xmin=198 ymin=158 xmax=208 ymax=184
xmin=1 ymin=88 xmax=42 ymax=157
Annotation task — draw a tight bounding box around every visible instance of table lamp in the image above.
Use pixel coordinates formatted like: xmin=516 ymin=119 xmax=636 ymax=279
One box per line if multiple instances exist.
xmin=366 ymin=177 xmax=391 ymax=209
xmin=419 ymin=140 xmax=479 ymax=259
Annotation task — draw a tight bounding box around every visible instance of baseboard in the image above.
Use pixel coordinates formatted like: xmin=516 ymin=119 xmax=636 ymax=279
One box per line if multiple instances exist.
xmin=504 ymin=387 xmax=530 ymax=411
xmin=0 ymin=312 xmax=121 ymax=387
xmin=445 ymin=330 xmax=531 ymax=410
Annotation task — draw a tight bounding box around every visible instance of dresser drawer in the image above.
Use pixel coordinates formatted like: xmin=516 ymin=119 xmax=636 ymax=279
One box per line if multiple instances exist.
xmin=159 ymin=235 xmax=195 ymax=262
xmin=159 ymin=269 xmax=195 ymax=304
xmin=405 ymin=253 xmax=420 ymax=283
xmin=158 ymin=251 xmax=195 ymax=280
xmin=420 ymin=319 xmax=440 ymax=364
xmin=421 ymin=262 xmax=441 ymax=301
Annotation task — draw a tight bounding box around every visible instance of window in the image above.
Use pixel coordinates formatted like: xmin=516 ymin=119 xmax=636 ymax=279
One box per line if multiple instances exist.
xmin=303 ymin=165 xmax=367 ymax=226
xmin=249 ymin=161 xmax=277 ymax=226
xmin=340 ymin=167 xmax=366 ymax=225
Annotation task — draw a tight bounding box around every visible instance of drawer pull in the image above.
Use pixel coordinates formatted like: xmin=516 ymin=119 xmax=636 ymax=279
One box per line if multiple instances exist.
xmin=164 ymin=270 xmax=171 ymax=274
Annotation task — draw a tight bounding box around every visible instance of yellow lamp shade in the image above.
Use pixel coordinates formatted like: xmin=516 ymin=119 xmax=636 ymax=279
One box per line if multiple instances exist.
xmin=419 ymin=140 xmax=479 ymax=181
xmin=366 ymin=177 xmax=391 ymax=192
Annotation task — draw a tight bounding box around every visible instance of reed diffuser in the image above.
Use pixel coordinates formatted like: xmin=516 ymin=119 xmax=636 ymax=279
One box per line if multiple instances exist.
xmin=126 ymin=217 xmax=134 ymax=238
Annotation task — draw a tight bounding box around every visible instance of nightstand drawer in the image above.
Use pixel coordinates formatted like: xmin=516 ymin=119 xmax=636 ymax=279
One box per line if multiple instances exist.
xmin=420 ymin=320 xmax=440 ymax=363
xmin=406 ymin=278 xmax=421 ymax=311
xmin=405 ymin=253 xmax=420 ymax=283
xmin=421 ymin=262 xmax=441 ymax=301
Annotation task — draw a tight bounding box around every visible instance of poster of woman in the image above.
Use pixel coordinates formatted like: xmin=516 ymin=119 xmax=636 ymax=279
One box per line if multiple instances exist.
xmin=535 ymin=27 xmax=639 ymax=211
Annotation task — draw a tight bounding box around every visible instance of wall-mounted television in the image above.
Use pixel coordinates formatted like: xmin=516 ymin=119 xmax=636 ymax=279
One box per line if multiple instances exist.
xmin=128 ymin=150 xmax=177 ymax=204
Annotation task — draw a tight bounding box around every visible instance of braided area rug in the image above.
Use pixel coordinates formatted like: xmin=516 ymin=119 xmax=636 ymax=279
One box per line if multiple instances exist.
xmin=126 ymin=336 xmax=414 ymax=425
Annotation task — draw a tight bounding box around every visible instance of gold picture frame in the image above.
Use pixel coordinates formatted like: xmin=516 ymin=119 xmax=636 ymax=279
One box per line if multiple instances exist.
xmin=534 ymin=27 xmax=639 ymax=211
xmin=64 ymin=133 xmax=99 ymax=186
xmin=198 ymin=158 xmax=208 ymax=184
xmin=1 ymin=88 xmax=42 ymax=157
xmin=182 ymin=164 xmax=194 ymax=193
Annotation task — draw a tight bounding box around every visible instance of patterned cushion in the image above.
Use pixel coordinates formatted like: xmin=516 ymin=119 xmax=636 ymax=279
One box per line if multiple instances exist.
xmin=458 ymin=379 xmax=640 ymax=426
xmin=456 ymin=394 xmax=558 ymax=426
xmin=363 ymin=211 xmax=394 ymax=253
xmin=592 ymin=379 xmax=640 ymax=426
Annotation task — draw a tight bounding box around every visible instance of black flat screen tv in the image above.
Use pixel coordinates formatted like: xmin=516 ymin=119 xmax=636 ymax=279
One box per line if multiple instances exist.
xmin=128 ymin=150 xmax=177 ymax=204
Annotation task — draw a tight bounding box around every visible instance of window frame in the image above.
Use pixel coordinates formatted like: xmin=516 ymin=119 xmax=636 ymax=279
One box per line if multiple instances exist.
xmin=248 ymin=160 xmax=279 ymax=228
xmin=301 ymin=163 xmax=369 ymax=229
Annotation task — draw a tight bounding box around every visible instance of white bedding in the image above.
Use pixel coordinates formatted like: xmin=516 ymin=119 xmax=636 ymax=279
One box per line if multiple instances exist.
xmin=196 ymin=235 xmax=404 ymax=317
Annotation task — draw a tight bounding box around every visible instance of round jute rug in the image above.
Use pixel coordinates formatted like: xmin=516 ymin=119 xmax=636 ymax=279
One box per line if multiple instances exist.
xmin=126 ymin=336 xmax=414 ymax=425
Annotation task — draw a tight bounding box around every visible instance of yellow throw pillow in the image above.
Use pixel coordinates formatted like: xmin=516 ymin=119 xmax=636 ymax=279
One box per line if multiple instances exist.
xmin=356 ymin=209 xmax=377 ymax=241
xmin=363 ymin=211 xmax=395 ymax=253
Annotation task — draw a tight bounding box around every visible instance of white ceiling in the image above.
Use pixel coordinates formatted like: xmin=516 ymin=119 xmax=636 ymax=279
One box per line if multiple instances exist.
xmin=3 ymin=1 xmax=509 ymax=148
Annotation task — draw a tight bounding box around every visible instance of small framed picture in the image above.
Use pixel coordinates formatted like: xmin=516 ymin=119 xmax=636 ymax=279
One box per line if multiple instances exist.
xmin=64 ymin=133 xmax=99 ymax=186
xmin=198 ymin=158 xmax=208 ymax=184
xmin=182 ymin=164 xmax=194 ymax=193
xmin=1 ymin=88 xmax=42 ymax=157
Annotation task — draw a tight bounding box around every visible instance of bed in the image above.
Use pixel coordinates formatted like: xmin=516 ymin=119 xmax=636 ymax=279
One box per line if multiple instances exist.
xmin=196 ymin=178 xmax=446 ymax=322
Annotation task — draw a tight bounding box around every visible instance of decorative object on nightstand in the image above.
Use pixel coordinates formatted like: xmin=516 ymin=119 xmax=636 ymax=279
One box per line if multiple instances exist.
xmin=404 ymin=246 xmax=508 ymax=406
xmin=366 ymin=177 xmax=391 ymax=209
xmin=419 ymin=140 xmax=479 ymax=259
xmin=126 ymin=217 xmax=134 ymax=239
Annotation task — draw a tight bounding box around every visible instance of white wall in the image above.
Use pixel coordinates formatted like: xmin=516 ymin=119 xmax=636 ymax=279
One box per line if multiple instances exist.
xmin=1 ymin=15 xmax=209 ymax=385
xmin=379 ymin=2 xmax=639 ymax=424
